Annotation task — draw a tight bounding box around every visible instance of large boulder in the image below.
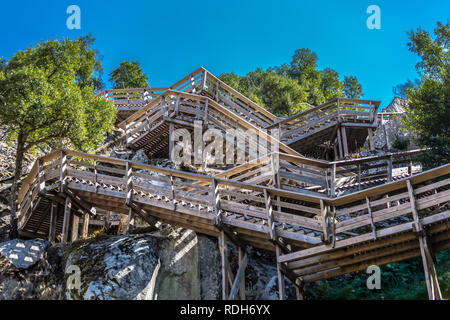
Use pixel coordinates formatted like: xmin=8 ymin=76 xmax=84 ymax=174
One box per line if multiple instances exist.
xmin=64 ymin=227 xmax=221 ymax=300
xmin=0 ymin=239 xmax=63 ymax=299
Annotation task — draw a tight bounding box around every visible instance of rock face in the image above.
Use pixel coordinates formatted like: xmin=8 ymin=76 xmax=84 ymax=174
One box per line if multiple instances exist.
xmin=369 ymin=97 xmax=417 ymax=151
xmin=0 ymin=239 xmax=63 ymax=299
xmin=0 ymin=228 xmax=295 ymax=300
xmin=64 ymin=227 xmax=219 ymax=300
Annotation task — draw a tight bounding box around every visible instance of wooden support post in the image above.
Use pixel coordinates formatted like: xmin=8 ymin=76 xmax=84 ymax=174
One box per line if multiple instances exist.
xmin=48 ymin=202 xmax=57 ymax=242
xmin=368 ymin=128 xmax=375 ymax=151
xmin=94 ymin=160 xmax=98 ymax=193
xmin=71 ymin=212 xmax=80 ymax=242
xmin=229 ymin=251 xmax=248 ymax=300
xmin=125 ymin=162 xmax=133 ymax=206
xmin=336 ymin=128 xmax=343 ymax=159
xmin=238 ymin=247 xmax=246 ymax=300
xmin=126 ymin=208 xmax=134 ymax=234
xmin=105 ymin=211 xmax=111 ymax=230
xmin=61 ymin=197 xmax=71 ymax=244
xmin=330 ymin=163 xmax=336 ymax=197
xmin=264 ymin=189 xmax=275 ymax=240
xmin=320 ymin=200 xmax=330 ymax=243
xmin=341 ymin=126 xmax=349 ymax=157
xmin=357 ymin=163 xmax=361 ymax=191
xmin=203 ymin=98 xmax=209 ymax=127
xmin=366 ymin=197 xmax=377 ymax=240
xmin=175 ymin=94 xmax=181 ymax=116
xmin=82 ymin=213 xmax=90 ymax=238
xmin=387 ymin=156 xmax=393 ymax=182
xmin=276 ymin=245 xmax=286 ymax=300
xmin=408 ymin=159 xmax=413 ymax=176
xmin=418 ymin=236 xmax=442 ymax=300
xmin=212 ymin=179 xmax=222 ymax=228
xmin=406 ymin=179 xmax=421 ymax=232
xmin=170 ymin=175 xmax=176 ymax=210
xmin=219 ymin=230 xmax=228 ymax=300
xmin=201 ymin=70 xmax=207 ymax=91
xmin=59 ymin=151 xmax=68 ymax=192
xmin=169 ymin=123 xmax=174 ymax=161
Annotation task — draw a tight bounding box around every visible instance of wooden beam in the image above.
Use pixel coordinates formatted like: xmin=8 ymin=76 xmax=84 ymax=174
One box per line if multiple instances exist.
xmin=368 ymin=128 xmax=375 ymax=151
xmin=71 ymin=212 xmax=80 ymax=242
xmin=219 ymin=230 xmax=228 ymax=300
xmin=126 ymin=208 xmax=134 ymax=234
xmin=48 ymin=202 xmax=58 ymax=242
xmin=238 ymin=247 xmax=246 ymax=300
xmin=228 ymin=251 xmax=248 ymax=300
xmin=61 ymin=197 xmax=71 ymax=244
xmin=341 ymin=127 xmax=349 ymax=157
xmin=418 ymin=234 xmax=442 ymax=300
xmin=276 ymin=245 xmax=286 ymax=300
xmin=82 ymin=213 xmax=90 ymax=238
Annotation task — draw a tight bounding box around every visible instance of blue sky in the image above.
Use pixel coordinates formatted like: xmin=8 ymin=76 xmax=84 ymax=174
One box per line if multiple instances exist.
xmin=1 ymin=0 xmax=449 ymax=109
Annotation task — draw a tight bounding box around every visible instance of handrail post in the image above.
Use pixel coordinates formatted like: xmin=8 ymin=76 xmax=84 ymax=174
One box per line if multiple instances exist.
xmin=125 ymin=162 xmax=133 ymax=206
xmin=60 ymin=151 xmax=67 ymax=193
xmin=211 ymin=179 xmax=223 ymax=227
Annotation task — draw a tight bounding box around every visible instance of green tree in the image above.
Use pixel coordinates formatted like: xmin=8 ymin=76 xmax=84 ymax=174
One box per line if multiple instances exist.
xmin=109 ymin=61 xmax=149 ymax=89
xmin=404 ymin=21 xmax=449 ymax=166
xmin=0 ymin=37 xmax=116 ymax=238
xmin=343 ymin=75 xmax=363 ymax=99
xmin=321 ymin=68 xmax=345 ymax=101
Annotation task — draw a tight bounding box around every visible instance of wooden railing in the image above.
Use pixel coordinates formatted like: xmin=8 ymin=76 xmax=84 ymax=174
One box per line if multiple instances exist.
xmin=217 ymin=149 xmax=429 ymax=197
xmin=18 ymin=149 xmax=327 ymax=246
xmin=266 ymin=98 xmax=380 ymax=145
xmin=18 ymin=149 xmax=450 ymax=251
xmin=117 ymin=90 xmax=300 ymax=157
xmin=98 ymin=67 xmax=279 ymax=128
xmin=97 ymin=88 xmax=168 ymax=111
xmin=279 ymin=163 xmax=450 ymax=274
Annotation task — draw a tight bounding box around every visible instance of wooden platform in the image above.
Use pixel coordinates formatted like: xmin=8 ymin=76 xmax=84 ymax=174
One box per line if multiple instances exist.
xmin=17 ymin=149 xmax=450 ymax=300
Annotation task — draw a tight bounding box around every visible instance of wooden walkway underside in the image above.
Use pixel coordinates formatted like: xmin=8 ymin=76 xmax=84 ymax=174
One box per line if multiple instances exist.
xmin=17 ymin=149 xmax=450 ymax=299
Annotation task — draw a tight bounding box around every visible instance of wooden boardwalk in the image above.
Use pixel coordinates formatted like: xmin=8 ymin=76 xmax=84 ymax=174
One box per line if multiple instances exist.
xmin=17 ymin=68 xmax=450 ymax=300
xmin=17 ymin=149 xmax=450 ymax=300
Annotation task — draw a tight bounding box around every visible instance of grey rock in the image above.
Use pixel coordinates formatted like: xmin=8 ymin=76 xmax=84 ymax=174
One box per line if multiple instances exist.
xmin=0 ymin=239 xmax=51 ymax=269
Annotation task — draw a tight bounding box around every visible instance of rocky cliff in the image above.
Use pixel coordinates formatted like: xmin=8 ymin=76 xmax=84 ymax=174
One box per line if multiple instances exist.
xmin=0 ymin=227 xmax=296 ymax=300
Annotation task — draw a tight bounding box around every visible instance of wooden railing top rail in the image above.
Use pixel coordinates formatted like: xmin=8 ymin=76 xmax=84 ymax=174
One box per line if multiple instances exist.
xmin=266 ymin=98 xmax=381 ymax=129
xmin=117 ymin=90 xmax=301 ymax=156
xmin=200 ymin=67 xmax=280 ymax=122
xmin=277 ymin=148 xmax=430 ymax=169
xmin=18 ymin=148 xmax=448 ymax=212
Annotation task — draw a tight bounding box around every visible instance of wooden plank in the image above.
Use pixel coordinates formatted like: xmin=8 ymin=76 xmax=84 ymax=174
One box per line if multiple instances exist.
xmin=71 ymin=212 xmax=79 ymax=242
xmin=276 ymin=245 xmax=286 ymax=300
xmin=228 ymin=252 xmax=248 ymax=300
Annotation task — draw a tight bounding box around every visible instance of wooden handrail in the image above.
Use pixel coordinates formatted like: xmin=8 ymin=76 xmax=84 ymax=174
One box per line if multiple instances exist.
xmin=18 ymin=148 xmax=446 ymax=211
xmin=266 ymin=98 xmax=381 ymax=129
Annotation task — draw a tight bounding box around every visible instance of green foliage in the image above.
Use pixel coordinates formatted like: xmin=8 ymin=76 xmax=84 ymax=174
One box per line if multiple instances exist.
xmin=308 ymin=249 xmax=450 ymax=300
xmin=343 ymin=75 xmax=363 ymax=99
xmin=392 ymin=78 xmax=421 ymax=98
xmin=109 ymin=60 xmax=149 ymax=89
xmin=219 ymin=49 xmax=363 ymax=116
xmin=0 ymin=36 xmax=116 ymax=154
xmin=403 ymin=21 xmax=450 ymax=167
xmin=392 ymin=135 xmax=409 ymax=150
